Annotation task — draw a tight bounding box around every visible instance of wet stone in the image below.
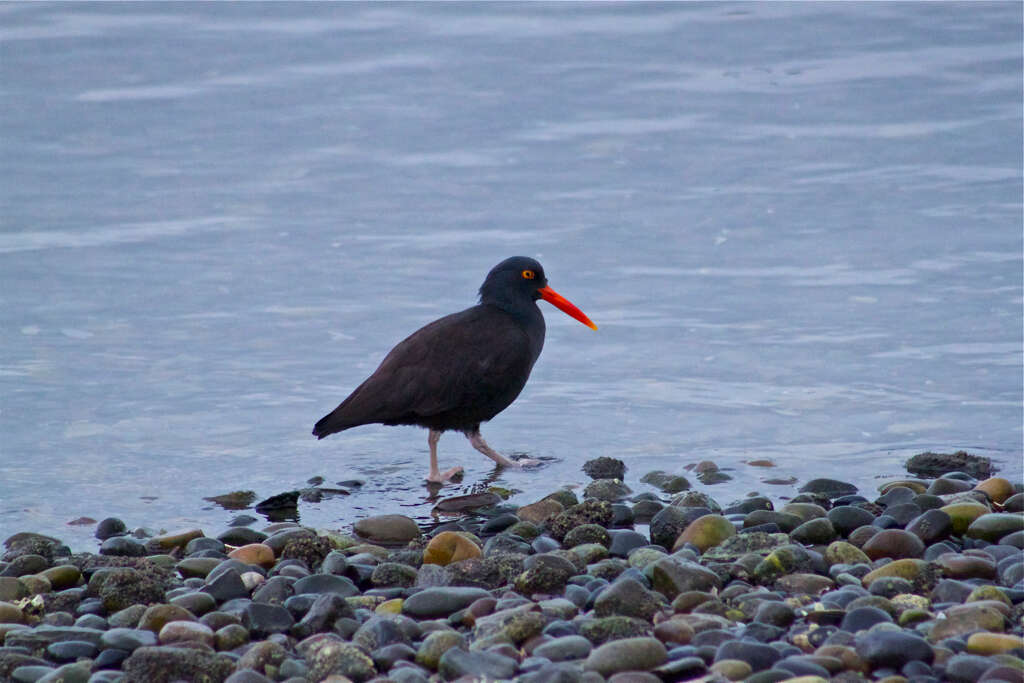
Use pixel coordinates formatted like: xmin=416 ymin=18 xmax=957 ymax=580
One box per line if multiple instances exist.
xmin=855 ymin=629 xmax=934 ymax=670
xmin=439 ymin=647 xmax=518 ymax=680
xmin=583 ymin=457 xmax=626 ymax=480
xmin=99 ymin=537 xmax=146 ymax=557
xmin=713 ymin=639 xmax=782 ymax=673
xmin=800 ymin=479 xmax=858 ymax=498
xmin=583 ymin=637 xmax=667 ymax=677
xmin=95 ymin=518 xmax=127 ymax=541
xmin=402 ymin=587 xmax=491 ymax=618
xmin=100 ymin=627 xmax=157 ymax=651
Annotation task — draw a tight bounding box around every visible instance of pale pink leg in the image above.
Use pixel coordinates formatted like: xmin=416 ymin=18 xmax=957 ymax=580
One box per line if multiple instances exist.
xmin=425 ymin=429 xmax=463 ymax=482
xmin=467 ymin=431 xmax=540 ymax=468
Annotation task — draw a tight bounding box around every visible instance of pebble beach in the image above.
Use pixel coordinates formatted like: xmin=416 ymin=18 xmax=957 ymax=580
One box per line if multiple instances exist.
xmin=1 ymin=450 xmax=1022 ymax=683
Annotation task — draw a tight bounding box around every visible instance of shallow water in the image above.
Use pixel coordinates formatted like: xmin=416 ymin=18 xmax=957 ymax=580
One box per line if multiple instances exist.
xmin=1 ymin=3 xmax=1021 ymax=551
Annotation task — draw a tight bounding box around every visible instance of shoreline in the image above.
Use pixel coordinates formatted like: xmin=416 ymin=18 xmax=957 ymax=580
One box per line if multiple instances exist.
xmin=0 ymin=451 xmax=1021 ymax=682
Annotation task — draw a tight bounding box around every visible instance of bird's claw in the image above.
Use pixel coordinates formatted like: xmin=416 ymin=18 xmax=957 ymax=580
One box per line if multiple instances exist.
xmin=425 ymin=466 xmax=464 ymax=484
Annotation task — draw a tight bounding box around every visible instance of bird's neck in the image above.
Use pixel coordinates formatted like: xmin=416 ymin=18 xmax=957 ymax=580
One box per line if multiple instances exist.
xmin=483 ymin=300 xmax=545 ymax=361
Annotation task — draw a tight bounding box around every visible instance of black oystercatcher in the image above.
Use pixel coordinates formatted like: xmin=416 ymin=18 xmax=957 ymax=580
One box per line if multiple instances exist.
xmin=313 ymin=256 xmax=597 ymax=483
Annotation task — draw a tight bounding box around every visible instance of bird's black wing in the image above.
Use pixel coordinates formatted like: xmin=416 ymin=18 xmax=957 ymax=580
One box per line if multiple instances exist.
xmin=313 ymin=305 xmax=535 ymax=437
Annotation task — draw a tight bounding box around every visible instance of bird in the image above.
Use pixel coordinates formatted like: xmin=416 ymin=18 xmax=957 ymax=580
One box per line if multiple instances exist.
xmin=313 ymin=256 xmax=597 ymax=483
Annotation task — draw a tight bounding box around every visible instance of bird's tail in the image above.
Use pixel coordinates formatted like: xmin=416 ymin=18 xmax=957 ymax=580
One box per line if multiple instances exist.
xmin=312 ymin=408 xmax=356 ymax=440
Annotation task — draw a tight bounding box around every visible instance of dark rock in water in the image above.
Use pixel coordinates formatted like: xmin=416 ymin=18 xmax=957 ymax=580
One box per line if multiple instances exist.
xmin=99 ymin=537 xmax=146 ymax=557
xmin=439 ymin=647 xmax=518 ymax=680
xmin=95 ymin=518 xmax=127 ymax=540
xmin=583 ymin=457 xmax=626 ymax=480
xmin=799 ymin=479 xmax=858 ymax=498
xmin=723 ymin=496 xmax=773 ymax=515
xmin=432 ymin=492 xmax=502 ymax=514
xmin=121 ymin=645 xmax=234 ymax=683
xmin=640 ymin=471 xmax=691 ymax=493
xmin=905 ymin=450 xmax=993 ymax=479
xmin=254 ymin=491 xmax=300 ymax=512
xmin=217 ymin=527 xmax=268 ymax=545
xmin=203 ymin=491 xmax=258 ymax=510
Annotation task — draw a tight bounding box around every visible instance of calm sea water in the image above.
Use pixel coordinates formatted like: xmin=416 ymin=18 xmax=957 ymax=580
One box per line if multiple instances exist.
xmin=2 ymin=3 xmax=1021 ymax=550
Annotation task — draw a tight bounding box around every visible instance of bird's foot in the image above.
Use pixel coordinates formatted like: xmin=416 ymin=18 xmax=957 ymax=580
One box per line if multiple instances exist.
xmin=510 ymin=457 xmax=542 ymax=468
xmin=425 ymin=466 xmax=464 ymax=483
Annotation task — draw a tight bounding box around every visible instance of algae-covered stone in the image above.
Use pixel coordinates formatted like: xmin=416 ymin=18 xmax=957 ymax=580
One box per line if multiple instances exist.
xmin=121 ymin=645 xmax=233 ymax=683
xmin=416 ymin=629 xmax=466 ymax=670
xmin=672 ymin=514 xmax=736 ymax=552
xmin=939 ymin=501 xmax=991 ymax=535
xmin=926 ymin=602 xmax=1007 ymax=643
xmin=752 ymin=544 xmax=814 ymax=584
xmin=824 ymin=541 xmax=870 ymax=567
xmin=579 ymin=616 xmax=653 ymax=645
xmin=570 ymin=543 xmax=608 ymax=566
xmin=516 ymin=499 xmax=564 ymax=525
xmin=593 ymin=577 xmax=662 ymax=621
xmin=563 ymin=524 xmax=611 ymax=549
xmin=641 ymin=471 xmax=691 ymax=494
xmin=306 ymin=639 xmax=377 ymax=682
xmin=583 ymin=457 xmax=626 ymax=480
xmin=548 ymin=500 xmax=613 ymax=542
xmin=965 ymin=512 xmax=1024 ymax=543
xmin=860 ymin=559 xmax=937 ymax=592
xmin=584 ymin=478 xmax=632 ymax=501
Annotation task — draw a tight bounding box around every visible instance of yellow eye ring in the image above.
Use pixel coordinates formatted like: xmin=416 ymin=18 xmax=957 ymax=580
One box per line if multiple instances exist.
xmin=522 ymin=269 xmax=535 ymax=280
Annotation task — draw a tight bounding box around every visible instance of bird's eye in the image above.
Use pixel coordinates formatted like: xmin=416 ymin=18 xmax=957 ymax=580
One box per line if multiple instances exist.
xmin=522 ymin=270 xmax=535 ymax=280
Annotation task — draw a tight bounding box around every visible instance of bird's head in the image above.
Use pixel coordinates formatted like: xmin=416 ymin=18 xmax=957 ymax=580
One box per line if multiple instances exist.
xmin=480 ymin=256 xmax=597 ymax=330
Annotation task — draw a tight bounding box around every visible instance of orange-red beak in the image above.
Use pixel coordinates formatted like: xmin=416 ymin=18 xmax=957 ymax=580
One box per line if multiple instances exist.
xmin=539 ymin=286 xmax=598 ymax=330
